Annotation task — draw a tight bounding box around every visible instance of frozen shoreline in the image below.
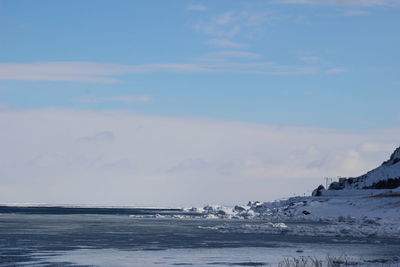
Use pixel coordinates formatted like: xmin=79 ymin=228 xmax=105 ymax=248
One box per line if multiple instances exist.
xmin=167 ymin=190 xmax=400 ymax=240
xmin=174 ymin=147 xmax=400 ymax=241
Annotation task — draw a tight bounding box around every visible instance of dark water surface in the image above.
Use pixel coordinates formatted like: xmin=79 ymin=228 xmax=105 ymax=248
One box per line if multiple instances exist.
xmin=0 ymin=206 xmax=399 ymax=266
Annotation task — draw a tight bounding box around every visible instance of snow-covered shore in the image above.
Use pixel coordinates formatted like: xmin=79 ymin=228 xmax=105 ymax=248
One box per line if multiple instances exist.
xmin=180 ymin=147 xmax=400 ymax=240
xmin=184 ymin=190 xmax=400 ymax=239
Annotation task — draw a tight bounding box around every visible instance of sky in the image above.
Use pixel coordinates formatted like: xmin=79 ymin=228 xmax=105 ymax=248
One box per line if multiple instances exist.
xmin=0 ymin=0 xmax=399 ymax=206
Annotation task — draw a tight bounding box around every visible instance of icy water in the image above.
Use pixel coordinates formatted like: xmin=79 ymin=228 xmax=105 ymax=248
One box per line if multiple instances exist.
xmin=1 ymin=207 xmax=400 ymax=266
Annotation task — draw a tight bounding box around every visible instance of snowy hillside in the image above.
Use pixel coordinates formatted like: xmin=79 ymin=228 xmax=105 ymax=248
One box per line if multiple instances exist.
xmin=325 ymin=146 xmax=400 ymax=191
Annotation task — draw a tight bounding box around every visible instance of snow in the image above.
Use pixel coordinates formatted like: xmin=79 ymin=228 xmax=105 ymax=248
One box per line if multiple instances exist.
xmin=187 ymin=193 xmax=400 ymax=240
xmin=339 ymin=146 xmax=400 ymax=189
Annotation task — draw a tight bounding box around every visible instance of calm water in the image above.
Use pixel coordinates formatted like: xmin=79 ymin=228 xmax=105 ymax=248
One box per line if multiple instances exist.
xmin=1 ymin=207 xmax=399 ymax=266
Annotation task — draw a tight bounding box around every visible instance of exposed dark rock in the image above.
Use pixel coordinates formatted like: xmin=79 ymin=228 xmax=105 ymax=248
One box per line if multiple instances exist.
xmin=233 ymin=205 xmax=246 ymax=212
xmin=216 ymin=210 xmax=226 ymax=216
xmin=302 ymin=210 xmax=311 ymax=215
xmin=328 ymin=181 xmax=344 ymax=190
xmin=247 ymin=201 xmax=260 ymax=207
xmin=363 ymin=177 xmax=400 ymax=189
xmin=312 ymin=185 xmax=325 ymax=196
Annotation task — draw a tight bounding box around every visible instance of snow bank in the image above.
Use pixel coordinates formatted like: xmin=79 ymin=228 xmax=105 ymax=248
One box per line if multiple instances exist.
xmin=190 ymin=194 xmax=400 ymax=239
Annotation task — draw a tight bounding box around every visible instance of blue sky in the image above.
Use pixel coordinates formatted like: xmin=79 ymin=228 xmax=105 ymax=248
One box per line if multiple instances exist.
xmin=1 ymin=1 xmax=400 ymax=205
xmin=1 ymin=0 xmax=399 ymax=129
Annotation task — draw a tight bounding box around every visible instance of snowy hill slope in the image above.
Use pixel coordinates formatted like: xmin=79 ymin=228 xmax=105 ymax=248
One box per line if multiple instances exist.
xmin=327 ymin=146 xmax=400 ymax=190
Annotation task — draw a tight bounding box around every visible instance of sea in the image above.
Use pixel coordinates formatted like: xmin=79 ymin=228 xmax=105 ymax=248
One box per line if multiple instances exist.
xmin=1 ymin=206 xmax=399 ymax=266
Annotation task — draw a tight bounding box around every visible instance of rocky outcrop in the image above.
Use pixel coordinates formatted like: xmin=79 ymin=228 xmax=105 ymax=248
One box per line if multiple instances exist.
xmin=312 ymin=185 xmax=325 ymax=196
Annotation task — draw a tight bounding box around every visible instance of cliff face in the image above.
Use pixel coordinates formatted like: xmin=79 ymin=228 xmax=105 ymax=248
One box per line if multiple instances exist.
xmin=328 ymin=146 xmax=400 ymax=190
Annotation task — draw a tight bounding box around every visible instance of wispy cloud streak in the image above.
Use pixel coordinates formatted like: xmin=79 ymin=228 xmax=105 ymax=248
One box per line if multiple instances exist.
xmin=0 ymin=61 xmax=320 ymax=83
xmin=74 ymin=95 xmax=152 ymax=104
xmin=186 ymin=4 xmax=207 ymax=11
xmin=278 ymin=0 xmax=399 ymax=6
xmin=207 ymin=39 xmax=247 ymax=49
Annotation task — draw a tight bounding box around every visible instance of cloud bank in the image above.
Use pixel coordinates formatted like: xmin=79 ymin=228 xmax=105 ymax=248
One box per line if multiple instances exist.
xmin=0 ymin=108 xmax=398 ymax=206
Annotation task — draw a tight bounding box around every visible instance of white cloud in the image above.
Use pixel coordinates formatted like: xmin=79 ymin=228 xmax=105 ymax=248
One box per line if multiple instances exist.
xmin=194 ymin=23 xmax=241 ymax=38
xmin=360 ymin=142 xmax=395 ymax=153
xmin=278 ymin=0 xmax=399 ymax=6
xmin=193 ymin=11 xmax=266 ymax=39
xmin=0 ymin=62 xmax=125 ymax=83
xmin=186 ymin=4 xmax=207 ymax=11
xmin=207 ymin=38 xmax=247 ymax=49
xmin=0 ymin=61 xmax=320 ymax=83
xmin=75 ymin=131 xmax=115 ymax=145
xmin=1 ymin=62 xmax=244 ymax=82
xmin=74 ymin=95 xmax=152 ymax=104
xmin=0 ymin=108 xmax=398 ymax=206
